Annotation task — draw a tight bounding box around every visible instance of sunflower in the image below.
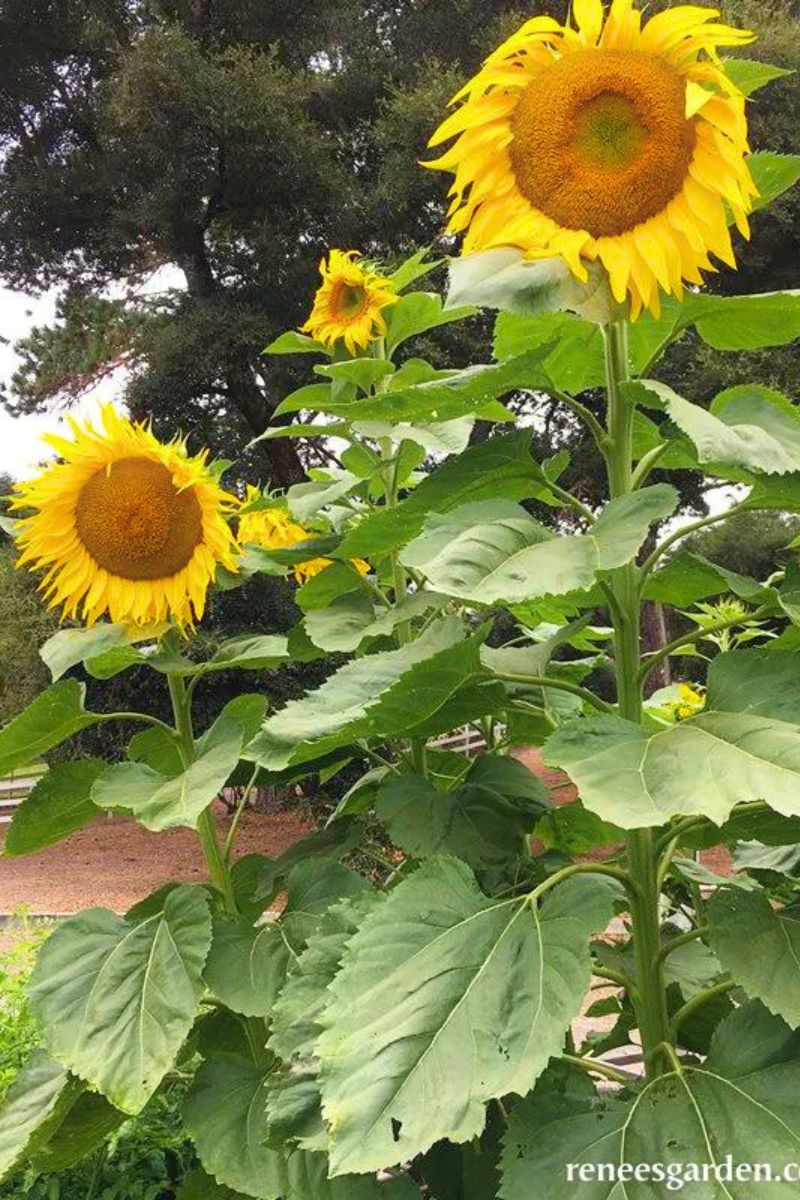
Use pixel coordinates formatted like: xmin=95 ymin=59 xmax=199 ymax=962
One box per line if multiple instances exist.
xmin=10 ymin=405 xmax=238 ymax=627
xmin=426 ymin=0 xmax=756 ymax=317
xmin=238 ymin=488 xmax=368 ymax=585
xmin=300 ymin=249 xmax=398 ymax=353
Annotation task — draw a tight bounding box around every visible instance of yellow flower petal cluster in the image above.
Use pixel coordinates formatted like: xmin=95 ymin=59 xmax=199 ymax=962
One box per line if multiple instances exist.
xmin=10 ymin=405 xmax=238 ymax=628
xmin=238 ymin=488 xmax=368 ymax=585
xmin=300 ymin=249 xmax=398 ymax=353
xmin=426 ymin=0 xmax=756 ymax=316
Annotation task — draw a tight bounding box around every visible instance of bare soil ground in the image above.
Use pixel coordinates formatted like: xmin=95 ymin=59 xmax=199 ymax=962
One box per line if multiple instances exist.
xmin=0 ymin=802 xmax=312 ymax=915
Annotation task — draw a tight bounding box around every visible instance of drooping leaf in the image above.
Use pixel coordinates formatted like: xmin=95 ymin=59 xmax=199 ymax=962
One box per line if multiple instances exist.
xmin=244 ymin=620 xmax=487 ymax=771
xmin=281 ymin=860 xmax=370 ymax=947
xmin=446 ymin=249 xmax=612 ymax=323
xmin=264 ymin=330 xmax=327 ymax=356
xmin=30 ymin=1092 xmax=126 ymax=1172
xmin=4 ymin=759 xmax=105 ymax=857
xmin=534 ymin=802 xmax=623 ymax=856
xmin=28 ymin=885 xmax=212 ymax=1113
xmin=708 ymin=888 xmax=800 ymax=1027
xmin=233 ymin=820 xmax=362 ymax=915
xmin=287 ymin=472 xmax=364 ymax=523
xmin=318 ymin=858 xmax=617 ymax=1174
xmin=304 ymin=590 xmax=376 ymax=653
xmin=643 ymin=550 xmax=763 ymax=606
xmin=179 ymin=1166 xmax=250 ymax=1199
xmin=0 ymin=1053 xmax=77 ymax=1183
xmin=92 ymin=714 xmax=243 ymax=831
xmin=203 ymin=915 xmax=291 ymax=1019
xmin=401 ymin=487 xmax=677 ymax=605
xmin=723 ymin=58 xmax=792 ymax=95
xmin=0 ymin=680 xmax=101 ymax=776
xmin=375 ymin=755 xmax=549 ymax=867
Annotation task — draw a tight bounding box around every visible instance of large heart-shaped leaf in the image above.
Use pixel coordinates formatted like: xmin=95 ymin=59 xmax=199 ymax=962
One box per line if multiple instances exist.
xmin=0 ymin=1052 xmax=78 ymax=1183
xmin=0 ymin=680 xmax=101 ymax=776
xmin=4 ymin=759 xmax=105 ymax=857
xmin=500 ymin=1002 xmax=800 ymax=1199
xmin=28 ymin=885 xmax=211 ymax=1113
xmin=244 ymin=620 xmax=491 ymax=771
xmin=318 ymin=858 xmax=617 ymax=1174
xmin=401 ymin=487 xmax=677 ymax=605
xmin=39 ymin=623 xmax=160 ymax=681
xmin=546 ymin=649 xmax=800 ymax=829
xmin=709 ymin=888 xmax=800 ymax=1028
xmin=92 ymin=713 xmax=243 ymax=831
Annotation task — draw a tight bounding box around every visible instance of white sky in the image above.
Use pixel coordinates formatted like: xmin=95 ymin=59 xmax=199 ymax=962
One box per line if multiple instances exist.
xmin=0 ymin=285 xmax=123 ymax=480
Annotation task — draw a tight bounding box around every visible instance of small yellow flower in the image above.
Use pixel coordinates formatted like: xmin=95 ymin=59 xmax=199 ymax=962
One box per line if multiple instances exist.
xmin=300 ymin=249 xmax=398 ymax=354
xmin=10 ymin=405 xmax=238 ymax=628
xmin=425 ymin=0 xmax=756 ymax=317
xmin=238 ymin=488 xmax=368 ymax=584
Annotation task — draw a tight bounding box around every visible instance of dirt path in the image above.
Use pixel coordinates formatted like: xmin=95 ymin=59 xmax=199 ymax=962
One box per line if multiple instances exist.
xmin=0 ymin=803 xmax=312 ymax=915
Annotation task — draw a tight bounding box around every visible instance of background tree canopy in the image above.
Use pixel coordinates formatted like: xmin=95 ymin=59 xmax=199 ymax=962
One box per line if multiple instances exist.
xmin=1 ymin=0 xmax=797 ymax=493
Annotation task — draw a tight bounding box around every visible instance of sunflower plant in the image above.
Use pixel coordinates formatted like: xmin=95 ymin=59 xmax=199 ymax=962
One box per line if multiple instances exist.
xmin=3 ymin=2 xmax=800 ymax=1195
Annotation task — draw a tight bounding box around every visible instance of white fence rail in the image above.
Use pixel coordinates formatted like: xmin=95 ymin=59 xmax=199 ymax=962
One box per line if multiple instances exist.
xmin=0 ymin=764 xmax=47 ymax=824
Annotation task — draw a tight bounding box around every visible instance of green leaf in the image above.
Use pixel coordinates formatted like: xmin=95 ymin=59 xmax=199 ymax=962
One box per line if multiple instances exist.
xmin=389 ymin=247 xmax=443 ymax=293
xmin=545 ymin=651 xmax=800 ymax=828
xmin=206 ymin=636 xmax=290 ymax=672
xmin=304 ymin=590 xmax=376 ymax=653
xmin=282 ymin=353 xmax=549 ymax=426
xmin=0 ymin=1052 xmax=77 ymax=1183
xmin=401 ymin=487 xmax=677 ymax=605
xmin=287 ymin=472 xmax=363 ymax=523
xmin=634 ymin=379 xmax=800 ymax=474
xmin=480 ymin=615 xmax=595 ymax=679
xmin=28 ymin=885 xmax=211 ymax=1113
xmin=778 ymin=562 xmax=800 ymax=624
xmin=270 ymin=895 xmax=377 ymax=1063
xmin=644 ymin=550 xmax=763 ymax=606
xmin=92 ymin=714 xmax=243 ymax=831
xmin=183 ymin=1056 xmax=284 ymax=1199
xmin=296 ymin=562 xmax=366 ymax=612
xmin=4 ymin=759 xmax=105 ymax=857
xmin=203 ymin=915 xmax=290 ymax=1019
xmin=39 ymin=623 xmax=157 ymax=681
xmin=128 ymin=725 xmax=185 ymax=776
xmin=384 ymin=291 xmax=475 ymax=353
xmin=723 ymin=58 xmax=792 ymax=95
xmin=338 ymin=431 xmax=551 ymax=560
xmin=234 ymin=820 xmax=363 ymax=914
xmin=0 ymin=680 xmax=100 ymax=775
xmin=749 ymin=151 xmax=800 ymax=211
xmin=264 ymin=330 xmax=327 ymax=356
xmin=493 ymin=311 xmax=604 ymax=393
xmin=709 ymin=888 xmax=800 ymax=1026
xmin=446 ymin=249 xmax=612 ymax=322
xmin=245 ymin=620 xmax=485 ymax=771
xmin=685 ymin=288 xmax=800 ymax=350
xmin=30 ymin=1092 xmax=125 ymax=1172
xmin=315 ymin=359 xmax=394 ymax=393
xmin=534 ymin=802 xmax=623 ymax=856
xmin=376 ymin=755 xmax=548 ymax=867
xmin=318 ymin=859 xmax=617 ymax=1174
xmin=281 ymin=859 xmax=370 ymax=947
xmin=501 ymin=1001 xmax=800 ymax=1198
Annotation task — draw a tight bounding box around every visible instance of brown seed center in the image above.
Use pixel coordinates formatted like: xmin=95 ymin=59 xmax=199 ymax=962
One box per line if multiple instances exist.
xmin=509 ymin=48 xmax=696 ymax=237
xmin=75 ymin=456 xmax=203 ymax=580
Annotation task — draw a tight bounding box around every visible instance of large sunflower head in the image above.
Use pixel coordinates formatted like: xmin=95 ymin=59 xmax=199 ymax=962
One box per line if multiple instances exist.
xmin=300 ymin=249 xmax=398 ymax=353
xmin=426 ymin=0 xmax=756 ymax=317
xmin=10 ymin=405 xmax=238 ymax=628
xmin=238 ymin=488 xmax=368 ymax=584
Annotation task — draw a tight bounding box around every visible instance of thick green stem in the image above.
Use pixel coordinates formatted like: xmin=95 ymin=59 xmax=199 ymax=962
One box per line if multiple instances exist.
xmin=603 ymin=319 xmax=671 ymax=1077
xmin=167 ymin=674 xmax=236 ymax=913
